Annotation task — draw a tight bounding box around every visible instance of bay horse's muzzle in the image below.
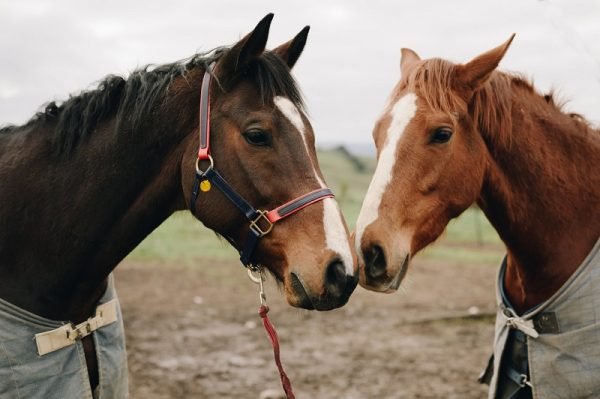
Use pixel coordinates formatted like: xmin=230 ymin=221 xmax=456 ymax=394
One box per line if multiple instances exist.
xmin=290 ymin=258 xmax=358 ymax=311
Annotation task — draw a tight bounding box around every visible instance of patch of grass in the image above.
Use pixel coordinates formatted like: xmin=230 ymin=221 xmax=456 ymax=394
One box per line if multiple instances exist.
xmin=129 ymin=212 xmax=238 ymax=264
xmin=444 ymin=207 xmax=501 ymax=246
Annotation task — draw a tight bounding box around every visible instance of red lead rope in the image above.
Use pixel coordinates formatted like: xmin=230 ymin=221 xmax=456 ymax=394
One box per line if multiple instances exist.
xmin=259 ymin=304 xmax=296 ymax=399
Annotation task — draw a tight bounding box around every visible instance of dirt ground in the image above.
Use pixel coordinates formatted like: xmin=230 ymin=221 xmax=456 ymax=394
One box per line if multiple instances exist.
xmin=115 ymin=255 xmax=499 ymax=399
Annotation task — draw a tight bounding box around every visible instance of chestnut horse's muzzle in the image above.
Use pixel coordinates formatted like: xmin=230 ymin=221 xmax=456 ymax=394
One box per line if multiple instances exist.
xmin=360 ymin=243 xmax=409 ymax=292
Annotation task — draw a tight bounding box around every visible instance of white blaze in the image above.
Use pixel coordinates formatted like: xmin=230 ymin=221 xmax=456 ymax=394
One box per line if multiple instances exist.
xmin=274 ymin=96 xmax=354 ymax=274
xmin=355 ymin=93 xmax=418 ymax=255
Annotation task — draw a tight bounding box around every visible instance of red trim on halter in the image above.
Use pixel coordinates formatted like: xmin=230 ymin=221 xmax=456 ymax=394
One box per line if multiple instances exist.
xmin=198 ymin=147 xmax=210 ymax=159
xmin=197 ymin=65 xmax=213 ymax=161
xmin=198 ymin=100 xmax=211 ymax=160
xmin=266 ymin=189 xmax=334 ymax=223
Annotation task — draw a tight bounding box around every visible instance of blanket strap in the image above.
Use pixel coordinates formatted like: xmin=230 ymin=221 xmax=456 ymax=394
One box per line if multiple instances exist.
xmin=35 ymin=299 xmax=118 ymax=356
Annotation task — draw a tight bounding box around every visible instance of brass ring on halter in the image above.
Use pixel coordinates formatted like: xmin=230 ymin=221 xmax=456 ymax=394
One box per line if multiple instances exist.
xmin=195 ymin=155 xmax=214 ymax=176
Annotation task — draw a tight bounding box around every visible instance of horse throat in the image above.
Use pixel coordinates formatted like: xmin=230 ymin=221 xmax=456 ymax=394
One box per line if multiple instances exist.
xmin=477 ymin=96 xmax=600 ymax=314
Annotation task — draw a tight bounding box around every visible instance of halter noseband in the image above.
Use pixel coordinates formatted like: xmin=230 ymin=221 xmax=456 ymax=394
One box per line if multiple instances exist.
xmin=190 ymin=63 xmax=334 ymax=267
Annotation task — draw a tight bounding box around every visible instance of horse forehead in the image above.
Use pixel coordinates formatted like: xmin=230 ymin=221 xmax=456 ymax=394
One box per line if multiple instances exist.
xmin=273 ymin=96 xmax=306 ymax=134
xmin=379 ymin=92 xmax=419 ymax=144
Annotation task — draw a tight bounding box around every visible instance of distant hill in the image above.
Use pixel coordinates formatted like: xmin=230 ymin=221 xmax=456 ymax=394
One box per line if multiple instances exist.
xmin=317 ymin=141 xmax=375 ymax=157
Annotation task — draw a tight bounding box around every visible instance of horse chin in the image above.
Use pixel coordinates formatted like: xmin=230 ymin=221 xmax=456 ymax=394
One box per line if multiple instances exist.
xmin=386 ymin=259 xmax=409 ymax=290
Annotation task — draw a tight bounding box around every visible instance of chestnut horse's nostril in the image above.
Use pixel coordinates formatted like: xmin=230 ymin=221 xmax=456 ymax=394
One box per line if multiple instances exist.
xmin=364 ymin=244 xmax=387 ymax=279
xmin=325 ymin=259 xmax=347 ymax=299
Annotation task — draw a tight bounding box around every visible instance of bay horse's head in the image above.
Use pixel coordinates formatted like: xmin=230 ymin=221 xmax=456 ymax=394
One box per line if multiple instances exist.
xmin=355 ymin=35 xmax=515 ymax=292
xmin=180 ymin=15 xmax=356 ymax=309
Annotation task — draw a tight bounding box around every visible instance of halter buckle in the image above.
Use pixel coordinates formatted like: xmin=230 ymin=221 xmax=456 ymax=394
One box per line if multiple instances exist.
xmin=250 ymin=210 xmax=274 ymax=237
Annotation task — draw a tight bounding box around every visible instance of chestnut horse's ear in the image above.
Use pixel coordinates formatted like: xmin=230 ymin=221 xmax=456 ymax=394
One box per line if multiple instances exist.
xmin=217 ymin=13 xmax=274 ymax=77
xmin=456 ymin=34 xmax=516 ymax=92
xmin=273 ymin=26 xmax=310 ymax=69
xmin=400 ymin=48 xmax=421 ymax=77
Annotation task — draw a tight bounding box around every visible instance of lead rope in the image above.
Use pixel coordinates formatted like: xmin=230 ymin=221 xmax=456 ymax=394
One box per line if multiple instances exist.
xmin=248 ymin=268 xmax=296 ymax=399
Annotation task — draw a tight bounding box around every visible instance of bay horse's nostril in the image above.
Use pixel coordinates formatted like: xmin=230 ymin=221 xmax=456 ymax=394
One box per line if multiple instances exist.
xmin=289 ymin=272 xmax=314 ymax=310
xmin=325 ymin=259 xmax=347 ymax=299
xmin=364 ymin=244 xmax=387 ymax=279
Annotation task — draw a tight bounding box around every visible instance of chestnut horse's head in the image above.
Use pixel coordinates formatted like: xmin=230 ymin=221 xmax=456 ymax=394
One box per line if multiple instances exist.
xmin=355 ymin=35 xmax=515 ymax=292
xmin=181 ymin=15 xmax=357 ymax=309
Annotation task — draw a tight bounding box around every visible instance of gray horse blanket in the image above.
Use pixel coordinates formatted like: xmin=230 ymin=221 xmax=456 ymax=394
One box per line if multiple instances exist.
xmin=0 ymin=276 xmax=128 ymax=399
xmin=488 ymin=237 xmax=600 ymax=399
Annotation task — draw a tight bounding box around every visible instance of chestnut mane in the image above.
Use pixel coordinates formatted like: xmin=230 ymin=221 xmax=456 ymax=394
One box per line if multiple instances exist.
xmin=405 ymin=58 xmax=598 ymax=151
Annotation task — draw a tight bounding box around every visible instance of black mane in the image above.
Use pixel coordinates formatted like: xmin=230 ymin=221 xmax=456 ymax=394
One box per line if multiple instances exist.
xmin=0 ymin=48 xmax=304 ymax=155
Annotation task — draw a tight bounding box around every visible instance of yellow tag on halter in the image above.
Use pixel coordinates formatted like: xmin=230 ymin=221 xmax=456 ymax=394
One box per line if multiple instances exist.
xmin=200 ymin=180 xmax=211 ymax=192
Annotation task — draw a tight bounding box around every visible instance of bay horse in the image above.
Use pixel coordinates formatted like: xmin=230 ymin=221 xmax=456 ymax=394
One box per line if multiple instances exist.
xmin=0 ymin=14 xmax=356 ymax=398
xmin=355 ymin=35 xmax=600 ymax=398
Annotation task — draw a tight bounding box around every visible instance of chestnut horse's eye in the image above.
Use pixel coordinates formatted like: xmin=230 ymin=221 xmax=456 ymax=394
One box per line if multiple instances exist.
xmin=430 ymin=127 xmax=453 ymax=144
xmin=243 ymin=129 xmax=272 ymax=147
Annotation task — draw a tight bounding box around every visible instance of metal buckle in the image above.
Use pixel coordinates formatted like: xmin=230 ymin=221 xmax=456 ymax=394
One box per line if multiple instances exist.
xmin=195 ymin=155 xmax=214 ymax=176
xmin=518 ymin=374 xmax=532 ymax=388
xmin=250 ymin=210 xmax=274 ymax=236
xmin=66 ymin=321 xmax=92 ymax=341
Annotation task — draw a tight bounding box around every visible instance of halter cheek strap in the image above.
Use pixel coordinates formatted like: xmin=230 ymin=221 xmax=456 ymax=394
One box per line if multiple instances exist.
xmin=197 ymin=66 xmax=212 ymax=160
xmin=190 ymin=63 xmax=334 ymax=267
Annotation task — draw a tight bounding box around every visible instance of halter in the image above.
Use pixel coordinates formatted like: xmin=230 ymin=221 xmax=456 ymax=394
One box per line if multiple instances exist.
xmin=189 ymin=63 xmax=334 ymax=267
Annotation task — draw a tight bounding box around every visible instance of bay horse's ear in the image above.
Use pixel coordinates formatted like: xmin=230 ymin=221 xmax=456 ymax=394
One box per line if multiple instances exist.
xmin=272 ymin=26 xmax=310 ymax=69
xmin=400 ymin=48 xmax=421 ymax=77
xmin=217 ymin=13 xmax=274 ymax=77
xmin=456 ymin=34 xmax=516 ymax=92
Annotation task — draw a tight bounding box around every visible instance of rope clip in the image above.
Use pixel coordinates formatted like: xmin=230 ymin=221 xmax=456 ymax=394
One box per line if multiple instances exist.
xmin=247 ymin=266 xmax=267 ymax=305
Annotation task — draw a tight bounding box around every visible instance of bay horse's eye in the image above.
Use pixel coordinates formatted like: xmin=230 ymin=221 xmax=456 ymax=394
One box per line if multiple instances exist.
xmin=430 ymin=127 xmax=453 ymax=144
xmin=243 ymin=129 xmax=272 ymax=147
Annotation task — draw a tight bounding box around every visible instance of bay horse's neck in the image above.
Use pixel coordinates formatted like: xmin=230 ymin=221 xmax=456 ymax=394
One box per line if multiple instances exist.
xmin=478 ymin=83 xmax=600 ymax=314
xmin=0 ymin=88 xmax=197 ymax=322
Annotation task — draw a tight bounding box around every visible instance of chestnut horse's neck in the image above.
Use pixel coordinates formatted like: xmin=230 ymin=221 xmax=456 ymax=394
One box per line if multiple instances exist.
xmin=0 ymin=74 xmax=200 ymax=322
xmin=477 ymin=78 xmax=600 ymax=314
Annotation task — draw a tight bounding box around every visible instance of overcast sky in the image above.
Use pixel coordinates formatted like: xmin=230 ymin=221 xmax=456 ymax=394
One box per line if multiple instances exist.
xmin=1 ymin=0 xmax=599 ymax=150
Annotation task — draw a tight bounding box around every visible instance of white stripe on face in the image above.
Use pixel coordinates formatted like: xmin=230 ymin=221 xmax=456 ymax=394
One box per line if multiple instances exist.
xmin=274 ymin=96 xmax=354 ymax=274
xmin=355 ymin=93 xmax=418 ymax=256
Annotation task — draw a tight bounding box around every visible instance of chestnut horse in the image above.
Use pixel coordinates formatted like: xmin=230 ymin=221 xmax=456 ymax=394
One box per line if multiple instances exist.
xmin=355 ymin=36 xmax=600 ymax=398
xmin=0 ymin=14 xmax=356 ymax=397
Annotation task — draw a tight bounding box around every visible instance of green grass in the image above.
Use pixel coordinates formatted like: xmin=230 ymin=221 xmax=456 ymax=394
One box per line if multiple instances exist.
xmin=427 ymin=206 xmax=503 ymax=264
xmin=127 ymin=148 xmax=503 ymax=266
xmin=444 ymin=207 xmax=501 ymax=245
xmin=420 ymin=244 xmax=504 ymax=265
xmin=128 ymin=212 xmax=237 ymax=264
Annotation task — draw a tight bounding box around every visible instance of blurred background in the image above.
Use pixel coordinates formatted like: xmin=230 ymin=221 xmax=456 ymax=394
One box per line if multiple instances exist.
xmin=2 ymin=0 xmax=599 ymax=146
xmin=1 ymin=1 xmax=598 ymax=398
